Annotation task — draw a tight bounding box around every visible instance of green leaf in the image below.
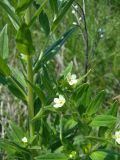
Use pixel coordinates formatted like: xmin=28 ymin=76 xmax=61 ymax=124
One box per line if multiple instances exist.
xmin=90 ymin=150 xmax=120 ymax=160
xmin=49 ymin=0 xmax=58 ymax=18
xmin=7 ymin=77 xmax=26 ymax=100
xmin=32 ymin=106 xmax=57 ymax=122
xmin=107 ymin=101 xmax=118 ymax=116
xmin=7 ymin=121 xmax=25 ymax=143
xmin=73 ymin=83 xmax=90 ymax=107
xmin=39 ymin=10 xmax=50 ymax=36
xmin=16 ymin=0 xmax=33 ymax=13
xmin=35 ymin=153 xmax=67 ymax=160
xmin=0 ymin=0 xmax=20 ymax=30
xmin=60 ymin=62 xmax=73 ymax=78
xmin=0 ymin=74 xmax=7 ymax=85
xmin=51 ymin=0 xmax=75 ymax=31
xmin=29 ymin=0 xmax=48 ymax=26
xmin=41 ymin=66 xmax=55 ymax=96
xmin=10 ymin=67 xmax=27 ymax=89
xmin=41 ymin=27 xmax=77 ymax=63
xmin=32 ymin=108 xmax=44 ymax=122
xmin=34 ymin=27 xmax=77 ymax=73
xmin=0 ymin=24 xmax=9 ymax=59
xmin=0 ymin=56 xmax=11 ymax=76
xmin=86 ymin=90 xmax=105 ymax=115
xmin=16 ymin=23 xmax=35 ymax=55
xmin=0 ymin=139 xmax=31 ymax=158
xmin=63 ymin=118 xmax=77 ymax=131
xmin=0 ymin=139 xmax=17 ymax=155
xmin=90 ymin=115 xmax=117 ymax=128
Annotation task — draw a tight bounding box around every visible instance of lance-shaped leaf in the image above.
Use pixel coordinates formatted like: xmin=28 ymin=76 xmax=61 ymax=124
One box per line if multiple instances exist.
xmin=39 ymin=10 xmax=50 ymax=36
xmin=10 ymin=67 xmax=27 ymax=89
xmin=16 ymin=23 xmax=35 ymax=55
xmin=35 ymin=153 xmax=67 ymax=160
xmin=60 ymin=62 xmax=73 ymax=78
xmin=0 ymin=74 xmax=7 ymax=85
xmin=0 ymin=1 xmax=20 ymax=30
xmin=29 ymin=0 xmax=48 ymax=26
xmin=0 ymin=139 xmax=31 ymax=158
xmin=90 ymin=115 xmax=117 ymax=128
xmin=42 ymin=27 xmax=76 ymax=63
xmin=90 ymin=150 xmax=120 ymax=160
xmin=106 ymin=101 xmax=118 ymax=116
xmin=0 ymin=24 xmax=9 ymax=59
xmin=16 ymin=0 xmax=33 ymax=13
xmin=7 ymin=76 xmax=26 ymax=100
xmin=51 ymin=0 xmax=75 ymax=31
xmin=7 ymin=121 xmax=25 ymax=143
xmin=0 ymin=56 xmax=11 ymax=76
xmin=49 ymin=0 xmax=58 ymax=19
xmin=86 ymin=90 xmax=105 ymax=116
xmin=34 ymin=27 xmax=77 ymax=73
xmin=32 ymin=106 xmax=57 ymax=122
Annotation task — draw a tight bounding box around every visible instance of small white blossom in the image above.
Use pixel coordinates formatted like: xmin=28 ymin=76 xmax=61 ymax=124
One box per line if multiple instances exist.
xmin=21 ymin=137 xmax=28 ymax=143
xmin=67 ymin=73 xmax=78 ymax=85
xmin=69 ymin=154 xmax=73 ymax=158
xmin=20 ymin=54 xmax=27 ymax=61
xmin=79 ymin=17 xmax=82 ymax=21
xmin=115 ymin=131 xmax=120 ymax=144
xmin=98 ymin=28 xmax=102 ymax=32
xmin=74 ymin=5 xmax=78 ymax=9
xmin=100 ymin=34 xmax=104 ymax=38
xmin=72 ymin=10 xmax=76 ymax=14
xmin=53 ymin=95 xmax=65 ymax=108
xmin=73 ymin=22 xmax=77 ymax=25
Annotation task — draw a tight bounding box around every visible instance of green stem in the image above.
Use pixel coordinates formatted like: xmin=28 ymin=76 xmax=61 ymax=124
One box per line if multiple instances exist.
xmin=25 ymin=8 xmax=34 ymax=137
xmin=60 ymin=114 xmax=63 ymax=143
xmin=27 ymin=55 xmax=34 ymax=137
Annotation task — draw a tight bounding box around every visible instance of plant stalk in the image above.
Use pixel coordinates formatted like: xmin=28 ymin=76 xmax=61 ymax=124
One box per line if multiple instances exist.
xmin=27 ymin=55 xmax=34 ymax=137
xmin=25 ymin=8 xmax=34 ymax=137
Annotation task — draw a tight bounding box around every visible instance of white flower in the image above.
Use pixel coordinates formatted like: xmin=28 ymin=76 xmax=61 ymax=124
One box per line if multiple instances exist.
xmin=20 ymin=54 xmax=27 ymax=61
xmin=73 ymin=22 xmax=77 ymax=25
xmin=21 ymin=137 xmax=28 ymax=143
xmin=67 ymin=73 xmax=78 ymax=85
xmin=115 ymin=131 xmax=120 ymax=144
xmin=72 ymin=10 xmax=76 ymax=14
xmin=100 ymin=34 xmax=104 ymax=38
xmin=74 ymin=5 xmax=78 ymax=9
xmin=53 ymin=95 xmax=65 ymax=108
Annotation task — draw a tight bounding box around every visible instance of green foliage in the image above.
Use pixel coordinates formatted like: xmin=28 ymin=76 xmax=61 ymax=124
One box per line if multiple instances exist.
xmin=34 ymin=27 xmax=77 ymax=73
xmin=16 ymin=0 xmax=33 ymax=14
xmin=51 ymin=0 xmax=75 ymax=31
xmin=35 ymin=153 xmax=67 ymax=160
xmin=0 ymin=0 xmax=120 ymax=160
xmin=39 ymin=10 xmax=50 ymax=36
xmin=0 ymin=56 xmax=11 ymax=76
xmin=90 ymin=150 xmax=120 ymax=160
xmin=0 ymin=24 xmax=9 ymax=59
xmin=0 ymin=0 xmax=20 ymax=30
xmin=90 ymin=115 xmax=117 ymax=127
xmin=16 ymin=23 xmax=35 ymax=55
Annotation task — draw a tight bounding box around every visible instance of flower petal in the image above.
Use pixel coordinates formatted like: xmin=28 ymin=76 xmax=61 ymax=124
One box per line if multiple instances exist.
xmin=116 ymin=138 xmax=120 ymax=144
xmin=53 ymin=103 xmax=61 ymax=108
xmin=54 ymin=98 xmax=59 ymax=103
